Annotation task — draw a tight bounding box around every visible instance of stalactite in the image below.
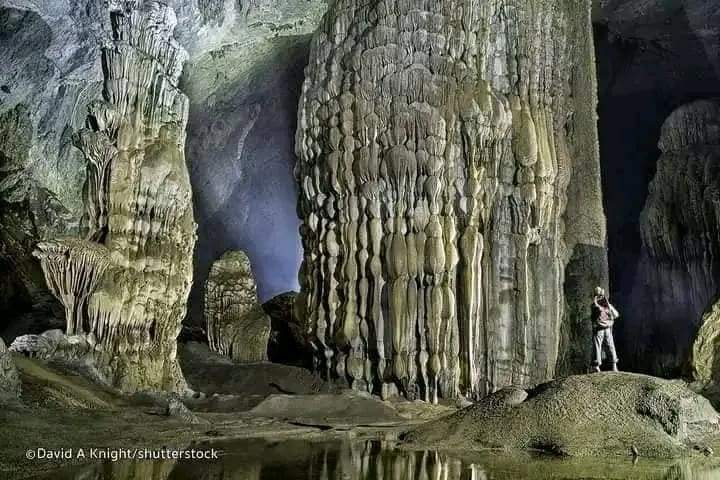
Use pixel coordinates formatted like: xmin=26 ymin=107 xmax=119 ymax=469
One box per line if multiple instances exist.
xmin=30 ymin=0 xmax=196 ymax=393
xmin=295 ymin=0 xmax=603 ymax=401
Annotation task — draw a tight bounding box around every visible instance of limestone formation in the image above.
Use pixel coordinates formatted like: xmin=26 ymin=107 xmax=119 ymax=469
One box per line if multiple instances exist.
xmin=205 ymin=251 xmax=270 ymax=363
xmin=295 ymin=0 xmax=606 ymax=401
xmin=26 ymin=1 xmax=196 ymax=393
xmin=263 ymin=291 xmax=313 ymax=366
xmin=404 ymin=373 xmax=720 ymax=458
xmin=629 ymin=99 xmax=720 ymax=375
xmin=0 ymin=338 xmax=21 ymax=399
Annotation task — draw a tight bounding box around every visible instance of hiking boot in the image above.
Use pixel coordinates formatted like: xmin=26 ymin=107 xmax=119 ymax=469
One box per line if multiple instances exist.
xmin=611 ymin=363 xmax=619 ymax=372
xmin=591 ymin=366 xmax=601 ymax=373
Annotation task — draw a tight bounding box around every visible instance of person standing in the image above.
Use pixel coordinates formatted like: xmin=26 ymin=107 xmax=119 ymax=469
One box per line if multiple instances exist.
xmin=590 ymin=286 xmax=620 ymax=372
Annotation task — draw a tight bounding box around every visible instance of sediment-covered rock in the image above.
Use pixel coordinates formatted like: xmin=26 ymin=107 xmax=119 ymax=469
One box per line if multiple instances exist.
xmin=0 ymin=338 xmax=21 ymax=399
xmin=404 ymin=373 xmax=720 ymax=458
xmin=295 ymin=0 xmax=607 ymax=401
xmin=205 ymin=251 xmax=270 ymax=363
xmin=24 ymin=1 xmax=196 ymax=393
xmin=628 ymin=99 xmax=720 ymax=375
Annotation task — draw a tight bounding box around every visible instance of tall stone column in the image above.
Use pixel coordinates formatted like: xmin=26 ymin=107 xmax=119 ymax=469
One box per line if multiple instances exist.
xmin=295 ymin=0 xmax=606 ymax=401
xmin=32 ymin=1 xmax=196 ymax=393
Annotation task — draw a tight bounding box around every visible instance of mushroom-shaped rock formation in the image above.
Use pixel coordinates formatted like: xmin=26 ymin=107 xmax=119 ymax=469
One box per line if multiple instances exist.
xmin=205 ymin=251 xmax=270 ymax=363
xmin=295 ymin=0 xmax=607 ymax=402
xmin=28 ymin=1 xmax=196 ymax=393
xmin=628 ymin=99 xmax=720 ymax=376
xmin=0 ymin=337 xmax=21 ymax=400
xmin=32 ymin=239 xmax=111 ymax=336
xmin=404 ymin=373 xmax=720 ymax=458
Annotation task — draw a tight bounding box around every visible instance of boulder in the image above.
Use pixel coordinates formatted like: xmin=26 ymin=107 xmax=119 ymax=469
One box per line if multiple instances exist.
xmin=262 ymin=291 xmax=312 ymax=367
xmin=404 ymin=373 xmax=720 ymax=458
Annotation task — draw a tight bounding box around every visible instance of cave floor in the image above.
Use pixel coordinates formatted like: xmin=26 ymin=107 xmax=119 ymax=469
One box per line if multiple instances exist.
xmin=0 ymin=354 xmax=452 ymax=479
xmin=5 ymin=354 xmax=720 ymax=480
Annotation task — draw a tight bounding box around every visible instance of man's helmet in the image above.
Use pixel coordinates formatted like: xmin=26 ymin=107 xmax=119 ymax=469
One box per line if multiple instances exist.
xmin=594 ymin=286 xmax=605 ymax=297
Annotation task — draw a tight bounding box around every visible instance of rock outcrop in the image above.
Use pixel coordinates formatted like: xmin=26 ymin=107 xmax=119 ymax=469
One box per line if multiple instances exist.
xmin=295 ymin=0 xmax=607 ymax=401
xmin=626 ymin=99 xmax=720 ymax=376
xmin=404 ymin=373 xmax=720 ymax=458
xmin=263 ymin=291 xmax=312 ymax=366
xmin=0 ymin=338 xmax=21 ymax=399
xmin=205 ymin=251 xmax=270 ymax=363
xmin=24 ymin=1 xmax=196 ymax=393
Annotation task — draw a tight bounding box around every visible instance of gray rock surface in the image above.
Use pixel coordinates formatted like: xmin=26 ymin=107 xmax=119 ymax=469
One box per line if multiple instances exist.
xmin=592 ymin=1 xmax=720 ymax=374
xmin=627 ymin=99 xmax=720 ymax=376
xmin=405 ymin=373 xmax=720 ymax=458
xmin=249 ymin=390 xmax=404 ymax=428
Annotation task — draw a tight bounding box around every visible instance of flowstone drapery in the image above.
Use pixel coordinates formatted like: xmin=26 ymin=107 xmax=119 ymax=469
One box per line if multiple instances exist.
xmin=295 ymin=0 xmax=606 ymax=401
xmin=204 ymin=251 xmax=271 ymax=363
xmin=30 ymin=1 xmax=196 ymax=393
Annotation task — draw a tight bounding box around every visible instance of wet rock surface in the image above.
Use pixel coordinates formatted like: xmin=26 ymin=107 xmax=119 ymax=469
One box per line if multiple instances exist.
xmin=405 ymin=372 xmax=720 ymax=458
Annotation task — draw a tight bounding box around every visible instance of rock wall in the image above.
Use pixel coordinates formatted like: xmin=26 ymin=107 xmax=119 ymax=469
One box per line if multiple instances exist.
xmin=593 ymin=1 xmax=720 ymax=374
xmin=205 ymin=251 xmax=270 ymax=363
xmin=295 ymin=0 xmax=606 ymax=401
xmin=0 ymin=1 xmax=328 ymax=340
xmin=30 ymin=1 xmax=197 ymax=393
xmin=629 ymin=99 xmax=720 ymax=376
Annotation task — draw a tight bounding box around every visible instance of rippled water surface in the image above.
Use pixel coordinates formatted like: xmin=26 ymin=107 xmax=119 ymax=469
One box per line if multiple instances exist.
xmin=31 ymin=438 xmax=720 ymax=479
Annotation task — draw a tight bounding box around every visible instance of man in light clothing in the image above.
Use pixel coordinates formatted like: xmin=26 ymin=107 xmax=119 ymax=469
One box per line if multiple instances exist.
xmin=590 ymin=286 xmax=620 ymax=372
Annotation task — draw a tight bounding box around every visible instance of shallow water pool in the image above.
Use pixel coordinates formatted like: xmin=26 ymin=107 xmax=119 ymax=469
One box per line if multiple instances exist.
xmin=30 ymin=438 xmax=720 ymax=479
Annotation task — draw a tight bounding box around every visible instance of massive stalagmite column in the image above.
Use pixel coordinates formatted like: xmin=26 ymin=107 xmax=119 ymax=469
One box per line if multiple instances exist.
xmin=31 ymin=1 xmax=196 ymax=393
xmin=295 ymin=0 xmax=606 ymax=401
xmin=630 ymin=99 xmax=720 ymax=377
xmin=204 ymin=251 xmax=271 ymax=363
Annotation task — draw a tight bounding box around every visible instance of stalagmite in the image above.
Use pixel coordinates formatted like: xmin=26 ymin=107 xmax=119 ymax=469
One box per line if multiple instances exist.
xmin=295 ymin=0 xmax=606 ymax=401
xmin=632 ymin=99 xmax=720 ymax=376
xmin=29 ymin=1 xmax=196 ymax=393
xmin=0 ymin=337 xmax=21 ymax=399
xmin=204 ymin=251 xmax=271 ymax=363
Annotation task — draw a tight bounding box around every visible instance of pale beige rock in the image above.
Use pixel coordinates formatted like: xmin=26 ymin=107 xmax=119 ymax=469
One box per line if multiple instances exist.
xmin=29 ymin=1 xmax=196 ymax=393
xmin=295 ymin=0 xmax=606 ymax=401
xmin=205 ymin=251 xmax=270 ymax=363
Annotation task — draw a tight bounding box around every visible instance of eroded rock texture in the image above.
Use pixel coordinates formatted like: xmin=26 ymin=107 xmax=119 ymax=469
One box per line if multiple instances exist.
xmin=405 ymin=373 xmax=720 ymax=458
xmin=28 ymin=1 xmax=196 ymax=393
xmin=628 ymin=99 xmax=720 ymax=376
xmin=205 ymin=251 xmax=270 ymax=363
xmin=295 ymin=0 xmax=606 ymax=401
xmin=0 ymin=1 xmax=328 ymax=340
xmin=0 ymin=337 xmax=21 ymax=399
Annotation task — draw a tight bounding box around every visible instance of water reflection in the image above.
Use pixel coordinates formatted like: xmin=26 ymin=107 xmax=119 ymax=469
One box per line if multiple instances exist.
xmin=31 ymin=439 xmax=720 ymax=480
